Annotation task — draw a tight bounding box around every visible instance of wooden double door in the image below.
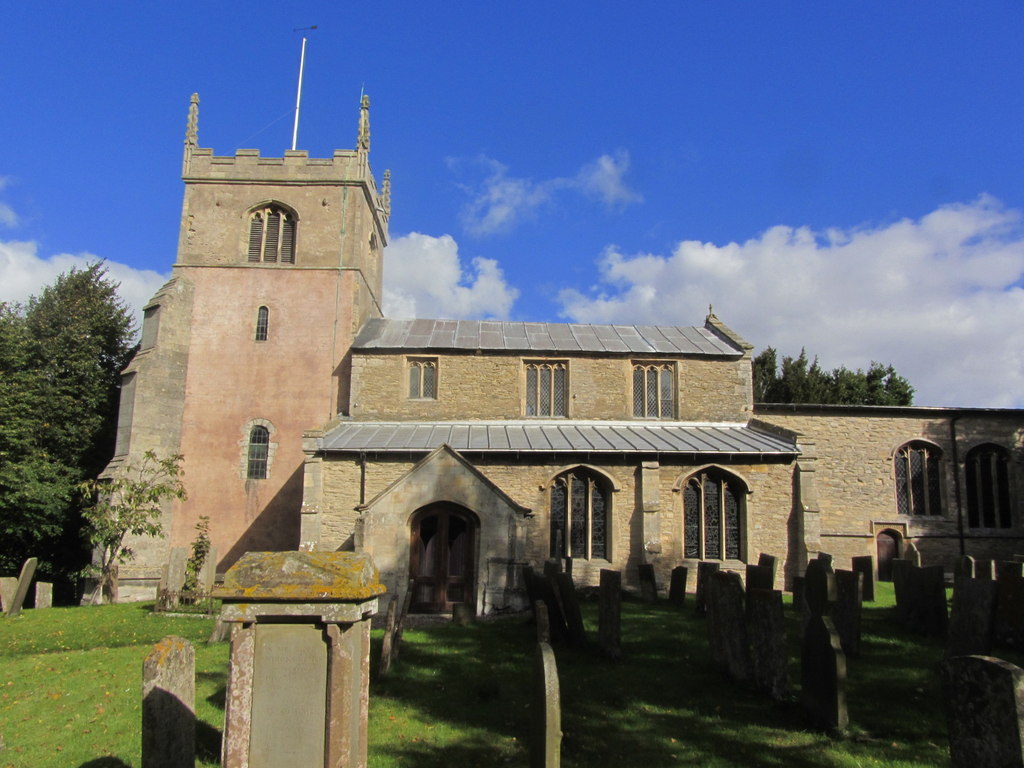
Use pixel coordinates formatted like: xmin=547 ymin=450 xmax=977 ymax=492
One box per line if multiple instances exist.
xmin=409 ymin=504 xmax=476 ymax=613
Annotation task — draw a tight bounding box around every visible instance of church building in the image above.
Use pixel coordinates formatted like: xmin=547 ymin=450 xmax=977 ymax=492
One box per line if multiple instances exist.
xmin=108 ymin=95 xmax=1024 ymax=611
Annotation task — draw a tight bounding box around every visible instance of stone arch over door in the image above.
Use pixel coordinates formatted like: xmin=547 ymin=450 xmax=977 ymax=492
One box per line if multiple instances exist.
xmin=409 ymin=503 xmax=478 ymax=613
xmin=876 ymin=528 xmax=902 ymax=582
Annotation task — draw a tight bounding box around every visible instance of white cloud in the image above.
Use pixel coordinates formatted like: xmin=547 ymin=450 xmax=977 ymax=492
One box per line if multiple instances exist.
xmin=557 ymin=196 xmax=1024 ymax=408
xmin=0 ymin=239 xmax=169 ymax=334
xmin=456 ymin=152 xmax=641 ymax=236
xmin=383 ymin=232 xmax=519 ymax=320
xmin=0 ymin=176 xmax=19 ymax=227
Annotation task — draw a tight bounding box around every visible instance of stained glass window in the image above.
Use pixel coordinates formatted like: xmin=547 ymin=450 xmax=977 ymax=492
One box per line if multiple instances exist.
xmin=682 ymin=470 xmax=744 ymax=561
xmin=550 ymin=469 xmax=609 ymax=560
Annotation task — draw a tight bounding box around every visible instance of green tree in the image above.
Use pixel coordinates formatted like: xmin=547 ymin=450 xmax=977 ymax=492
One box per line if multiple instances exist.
xmin=0 ymin=263 xmax=137 ymax=597
xmin=753 ymin=347 xmax=914 ymax=406
xmin=80 ymin=451 xmax=186 ymax=604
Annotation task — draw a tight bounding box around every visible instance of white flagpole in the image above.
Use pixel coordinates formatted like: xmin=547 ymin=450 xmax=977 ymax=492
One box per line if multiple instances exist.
xmin=291 ymin=27 xmax=317 ymax=151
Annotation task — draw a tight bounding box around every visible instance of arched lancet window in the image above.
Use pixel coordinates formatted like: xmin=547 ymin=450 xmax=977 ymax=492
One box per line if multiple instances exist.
xmin=526 ymin=361 xmax=567 ymax=416
xmin=247 ymin=204 xmax=296 ymax=264
xmin=966 ymin=444 xmax=1012 ymax=528
xmin=550 ymin=468 xmax=609 ymax=560
xmin=894 ymin=441 xmax=943 ymax=517
xmin=632 ymin=361 xmax=674 ymax=418
xmin=246 ymin=425 xmax=270 ymax=479
xmin=683 ymin=469 xmax=744 ymax=560
xmin=254 ymin=306 xmax=269 ymax=342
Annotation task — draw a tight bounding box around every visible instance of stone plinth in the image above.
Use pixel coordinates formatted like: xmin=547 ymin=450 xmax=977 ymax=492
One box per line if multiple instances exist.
xmin=214 ymin=551 xmax=385 ymax=768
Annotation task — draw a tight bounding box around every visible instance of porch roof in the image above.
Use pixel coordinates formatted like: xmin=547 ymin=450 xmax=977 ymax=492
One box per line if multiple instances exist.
xmin=318 ymin=420 xmax=798 ymax=456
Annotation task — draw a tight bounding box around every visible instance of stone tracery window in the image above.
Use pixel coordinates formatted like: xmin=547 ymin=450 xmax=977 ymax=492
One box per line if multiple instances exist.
xmin=408 ymin=358 xmax=437 ymax=399
xmin=247 ymin=204 xmax=296 ymax=264
xmin=966 ymin=443 xmax=1012 ymax=528
xmin=525 ymin=361 xmax=567 ymax=417
xmin=894 ymin=441 xmax=943 ymax=517
xmin=633 ymin=361 xmax=674 ymax=418
xmin=683 ymin=469 xmax=743 ymax=560
xmin=550 ymin=468 xmax=608 ymax=560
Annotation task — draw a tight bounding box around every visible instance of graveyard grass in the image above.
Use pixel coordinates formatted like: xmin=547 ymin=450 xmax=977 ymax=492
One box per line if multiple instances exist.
xmin=1 ymin=584 xmax=1017 ymax=768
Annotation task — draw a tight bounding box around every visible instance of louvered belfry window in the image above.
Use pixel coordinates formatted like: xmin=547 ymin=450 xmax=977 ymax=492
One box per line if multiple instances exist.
xmin=247 ymin=205 xmax=296 ymax=264
xmin=683 ymin=470 xmax=744 ymax=561
xmin=550 ymin=469 xmax=608 ymax=560
xmin=894 ymin=442 xmax=943 ymax=517
xmin=633 ymin=362 xmax=674 ymax=418
xmin=525 ymin=361 xmax=567 ymax=416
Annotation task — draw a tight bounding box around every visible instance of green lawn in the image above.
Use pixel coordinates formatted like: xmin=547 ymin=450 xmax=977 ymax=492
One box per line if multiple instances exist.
xmin=0 ymin=584 xmax=992 ymax=767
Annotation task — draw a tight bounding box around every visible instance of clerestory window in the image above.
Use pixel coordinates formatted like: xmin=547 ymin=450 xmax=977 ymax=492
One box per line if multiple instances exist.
xmin=894 ymin=441 xmax=943 ymax=517
xmin=246 ymin=425 xmax=270 ymax=480
xmin=633 ymin=362 xmax=675 ymax=418
xmin=408 ymin=358 xmax=438 ymax=399
xmin=966 ymin=444 xmax=1012 ymax=528
xmin=247 ymin=205 xmax=296 ymax=264
xmin=683 ymin=469 xmax=744 ymax=561
xmin=550 ymin=469 xmax=609 ymax=560
xmin=525 ymin=361 xmax=567 ymax=417
xmin=254 ymin=306 xmax=269 ymax=342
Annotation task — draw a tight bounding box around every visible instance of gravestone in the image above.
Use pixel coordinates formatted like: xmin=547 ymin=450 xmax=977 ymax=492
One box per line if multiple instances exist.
xmin=707 ymin=571 xmax=749 ymax=682
xmin=538 ymin=564 xmax=569 ymax=645
xmin=214 ymin=551 xmax=384 ymax=768
xmin=668 ymin=566 xmax=688 ymax=607
xmin=891 ymin=558 xmax=911 ymax=621
xmin=816 ymin=551 xmax=834 ymax=569
xmin=904 ymin=564 xmax=948 ymax=636
xmin=976 ymin=559 xmax=996 ymax=580
xmin=638 ymin=563 xmax=658 ymax=603
xmin=943 ymin=655 xmax=1024 ymax=768
xmin=453 ymin=603 xmax=475 ymax=625
xmin=954 ymin=555 xmax=976 ymax=580
xmin=832 ymin=570 xmax=863 ymax=657
xmin=904 ymin=542 xmax=921 ymax=567
xmin=757 ymin=552 xmax=778 ymax=583
xmin=994 ymin=571 xmax=1024 ymax=649
xmin=746 ymin=588 xmax=788 ymax=699
xmin=4 ymin=557 xmax=37 ymax=618
xmin=532 ymin=642 xmax=562 ymax=768
xmin=378 ymin=595 xmax=398 ymax=677
xmin=393 ymin=581 xmax=414 ymax=661
xmin=996 ymin=561 xmax=1024 ymax=580
xmin=0 ymin=577 xmax=17 ymax=613
xmin=198 ymin=546 xmax=218 ymax=592
xmin=166 ymin=547 xmax=187 ymax=608
xmin=142 ymin=636 xmax=195 ymax=768
xmin=801 ymin=558 xmax=848 ymax=732
xmin=947 ymin=577 xmax=997 ymax=658
xmin=535 ymin=600 xmax=551 ymax=644
xmin=34 ymin=582 xmax=52 ymax=610
xmin=695 ymin=561 xmax=721 ymax=616
xmin=745 ymin=564 xmax=773 ymax=593
xmin=562 ymin=557 xmax=573 ymax=578
xmin=598 ymin=569 xmax=622 ymax=660
xmin=555 ymin=572 xmax=586 ymax=648
xmin=851 ymin=555 xmax=875 ymax=601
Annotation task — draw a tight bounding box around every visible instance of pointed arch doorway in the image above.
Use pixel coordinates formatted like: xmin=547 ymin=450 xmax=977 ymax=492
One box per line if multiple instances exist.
xmin=409 ymin=503 xmax=477 ymax=613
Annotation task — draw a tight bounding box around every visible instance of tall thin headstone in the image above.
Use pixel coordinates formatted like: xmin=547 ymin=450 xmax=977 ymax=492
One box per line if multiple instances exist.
xmin=34 ymin=582 xmax=52 ymax=610
xmin=745 ymin=564 xmax=774 ymax=593
xmin=707 ymin=571 xmax=749 ymax=682
xmin=142 ymin=636 xmax=195 ymax=768
xmin=851 ymin=555 xmax=875 ymax=601
xmin=668 ymin=566 xmax=688 ymax=607
xmin=378 ymin=595 xmax=398 ymax=677
xmin=904 ymin=564 xmax=948 ymax=635
xmin=947 ymin=577 xmax=997 ymax=658
xmin=943 ymin=655 xmax=1024 ymax=768
xmin=531 ymin=642 xmax=561 ymax=768
xmin=555 ymin=572 xmax=586 ymax=648
xmin=166 ymin=547 xmax=187 ymax=608
xmin=598 ymin=569 xmax=621 ymax=660
xmin=0 ymin=577 xmax=17 ymax=613
xmin=4 ymin=557 xmax=37 ymax=618
xmin=695 ymin=561 xmax=720 ymax=616
xmin=746 ymin=588 xmax=788 ymax=699
xmin=832 ymin=570 xmax=863 ymax=657
xmin=994 ymin=570 xmax=1024 ymax=649
xmin=638 ymin=563 xmax=658 ymax=603
xmin=801 ymin=558 xmax=848 ymax=732
xmin=535 ymin=600 xmax=551 ymax=645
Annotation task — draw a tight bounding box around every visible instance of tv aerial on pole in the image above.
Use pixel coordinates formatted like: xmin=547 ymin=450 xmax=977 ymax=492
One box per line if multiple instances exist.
xmin=292 ymin=25 xmax=318 ymax=151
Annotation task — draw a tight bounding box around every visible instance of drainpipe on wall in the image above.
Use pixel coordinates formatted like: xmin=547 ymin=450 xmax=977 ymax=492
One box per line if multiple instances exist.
xmin=950 ymin=416 xmax=965 ymax=555
xmin=359 ymin=451 xmax=367 ymax=506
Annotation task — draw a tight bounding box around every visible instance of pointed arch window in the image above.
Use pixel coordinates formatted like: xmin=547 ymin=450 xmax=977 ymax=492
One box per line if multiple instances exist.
xmin=254 ymin=306 xmax=269 ymax=342
xmin=633 ymin=362 xmax=675 ymax=418
xmin=966 ymin=444 xmax=1012 ymax=528
xmin=408 ymin=358 xmax=438 ymax=399
xmin=247 ymin=205 xmax=296 ymax=264
xmin=894 ymin=441 xmax=943 ymax=517
xmin=683 ymin=469 xmax=744 ymax=560
xmin=246 ymin=425 xmax=270 ymax=479
xmin=525 ymin=361 xmax=567 ymax=417
xmin=550 ymin=469 xmax=609 ymax=560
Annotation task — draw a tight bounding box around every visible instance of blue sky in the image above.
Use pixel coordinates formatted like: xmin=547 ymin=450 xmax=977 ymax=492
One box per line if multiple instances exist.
xmin=3 ymin=3 xmax=1024 ymax=407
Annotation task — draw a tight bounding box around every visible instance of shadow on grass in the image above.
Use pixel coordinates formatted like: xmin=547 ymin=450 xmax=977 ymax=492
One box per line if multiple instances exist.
xmin=77 ymin=758 xmax=130 ymax=768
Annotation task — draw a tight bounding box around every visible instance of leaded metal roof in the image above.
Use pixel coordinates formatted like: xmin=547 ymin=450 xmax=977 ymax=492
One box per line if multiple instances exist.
xmin=352 ymin=318 xmax=742 ymax=357
xmin=318 ymin=421 xmax=798 ymax=456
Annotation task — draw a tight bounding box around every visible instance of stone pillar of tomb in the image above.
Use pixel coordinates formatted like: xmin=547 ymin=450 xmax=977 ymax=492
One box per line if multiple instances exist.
xmin=213 ymin=551 xmax=385 ymax=768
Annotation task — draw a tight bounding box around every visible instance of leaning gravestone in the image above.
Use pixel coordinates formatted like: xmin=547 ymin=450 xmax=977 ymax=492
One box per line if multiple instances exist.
xmin=0 ymin=577 xmax=17 ymax=613
xmin=532 ymin=642 xmax=562 ymax=768
xmin=555 ymin=572 xmax=586 ymax=648
xmin=668 ymin=566 xmax=688 ymax=607
xmin=851 ymin=555 xmax=875 ymax=602
xmin=4 ymin=557 xmax=37 ymax=618
xmin=943 ymin=655 xmax=1024 ymax=768
xmin=598 ymin=569 xmax=622 ymax=660
xmin=142 ymin=636 xmax=195 ymax=768
xmin=34 ymin=582 xmax=52 ymax=610
xmin=947 ymin=577 xmax=997 ymax=658
xmin=378 ymin=595 xmax=399 ymax=677
xmin=801 ymin=558 xmax=848 ymax=732
xmin=695 ymin=561 xmax=720 ymax=616
xmin=638 ymin=563 xmax=658 ymax=603
xmin=746 ymin=588 xmax=788 ymax=700
xmin=994 ymin=571 xmax=1024 ymax=649
xmin=757 ymin=552 xmax=778 ymax=582
xmin=832 ymin=570 xmax=863 ymax=657
xmin=707 ymin=571 xmax=749 ymax=682
xmin=539 ymin=563 xmax=570 ymax=645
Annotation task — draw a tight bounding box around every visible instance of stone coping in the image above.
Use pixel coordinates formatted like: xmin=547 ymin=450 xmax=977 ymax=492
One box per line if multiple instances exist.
xmin=220 ymin=599 xmax=379 ymax=624
xmin=212 ymin=551 xmax=386 ymax=602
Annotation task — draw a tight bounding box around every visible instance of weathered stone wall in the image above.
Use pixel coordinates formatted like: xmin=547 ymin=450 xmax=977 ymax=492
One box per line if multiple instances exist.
xmin=757 ymin=406 xmax=1024 ymax=570
xmin=349 ymin=352 xmax=753 ymax=422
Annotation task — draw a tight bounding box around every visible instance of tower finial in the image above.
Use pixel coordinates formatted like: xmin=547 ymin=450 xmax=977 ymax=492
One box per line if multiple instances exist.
xmin=185 ymin=93 xmax=199 ymax=147
xmin=382 ymin=169 xmax=391 ymax=217
xmin=357 ymin=94 xmax=370 ymax=152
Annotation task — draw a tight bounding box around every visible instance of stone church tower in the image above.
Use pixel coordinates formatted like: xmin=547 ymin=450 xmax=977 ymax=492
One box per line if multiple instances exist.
xmin=109 ymin=94 xmax=390 ymax=596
